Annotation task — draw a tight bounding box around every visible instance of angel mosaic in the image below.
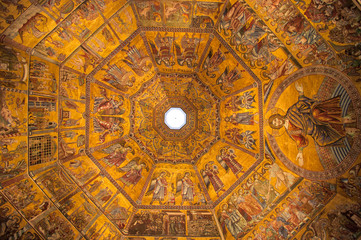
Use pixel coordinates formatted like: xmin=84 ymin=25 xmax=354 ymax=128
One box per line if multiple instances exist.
xmin=202 ymin=46 xmax=226 ymax=78
xmin=101 ymin=141 xmax=133 ymax=168
xmin=217 ymin=147 xmax=244 ymax=178
xmin=225 ymin=112 xmax=258 ymax=126
xmin=201 ymin=162 xmax=225 ymax=197
xmin=175 ymin=33 xmax=201 ymax=68
xmin=103 ymin=64 xmax=136 ymax=91
xmin=175 ymin=172 xmax=195 ymax=205
xmin=147 ymin=171 xmax=170 ymax=205
xmin=149 ymin=33 xmax=176 ymax=67
xmin=225 ymin=128 xmax=257 ymax=150
xmin=216 ymin=65 xmax=244 ymax=93
xmin=93 ymin=88 xmax=125 ymax=143
xmin=117 ymin=157 xmax=148 ymax=189
xmin=268 ymin=82 xmax=358 ymax=166
xmin=225 ymin=91 xmax=256 ymax=111
xmin=122 ymin=46 xmax=152 ymax=77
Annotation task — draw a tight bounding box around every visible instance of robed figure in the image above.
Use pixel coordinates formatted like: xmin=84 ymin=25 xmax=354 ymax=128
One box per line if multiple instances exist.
xmin=269 ymin=82 xmax=356 ymax=166
xmin=147 ymin=171 xmax=169 ymax=205
xmin=201 ymin=162 xmax=226 ymax=197
xmin=217 ymin=147 xmax=244 ymax=178
xmin=117 ymin=157 xmax=148 ymax=189
xmin=176 ymin=172 xmax=195 ymax=205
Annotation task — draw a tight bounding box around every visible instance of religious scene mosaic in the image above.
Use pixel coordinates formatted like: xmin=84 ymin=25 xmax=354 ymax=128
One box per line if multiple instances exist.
xmin=0 ymin=0 xmax=361 ymax=239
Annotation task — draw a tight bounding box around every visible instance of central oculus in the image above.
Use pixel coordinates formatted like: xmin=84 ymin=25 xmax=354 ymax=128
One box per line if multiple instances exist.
xmin=164 ymin=108 xmax=187 ymax=129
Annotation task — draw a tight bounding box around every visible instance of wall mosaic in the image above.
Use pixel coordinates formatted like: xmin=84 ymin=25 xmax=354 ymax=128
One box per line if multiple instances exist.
xmin=0 ymin=0 xmax=361 ymax=239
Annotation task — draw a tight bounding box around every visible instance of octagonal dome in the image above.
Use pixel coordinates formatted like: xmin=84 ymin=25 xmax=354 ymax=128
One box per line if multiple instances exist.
xmin=2 ymin=0 xmax=361 ymax=239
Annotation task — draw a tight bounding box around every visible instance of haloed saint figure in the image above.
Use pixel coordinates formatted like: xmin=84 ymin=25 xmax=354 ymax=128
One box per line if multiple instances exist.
xmin=268 ymin=82 xmax=358 ymax=166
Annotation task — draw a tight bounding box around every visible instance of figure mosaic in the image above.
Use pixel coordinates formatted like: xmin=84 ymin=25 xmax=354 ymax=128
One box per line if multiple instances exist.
xmin=0 ymin=140 xmax=26 ymax=181
xmin=93 ymin=88 xmax=125 ymax=143
xmin=123 ymin=46 xmax=152 ymax=76
xmin=117 ymin=157 xmax=148 ymax=189
xmin=202 ymin=46 xmax=226 ymax=78
xmin=338 ymin=163 xmax=361 ymax=201
xmin=225 ymin=128 xmax=257 ymax=150
xmin=105 ymin=199 xmax=130 ymax=229
xmin=0 ymin=45 xmax=27 ymax=88
xmin=187 ymin=211 xmax=220 ymax=237
xmin=268 ymin=82 xmax=357 ymax=166
xmin=67 ymin=159 xmax=97 ymax=184
xmin=250 ymin=172 xmax=279 ymax=208
xmin=251 ymin=181 xmax=336 ymax=239
xmin=94 ymin=187 xmax=113 ymax=205
xmin=3 ymin=180 xmax=50 ymax=219
xmin=301 ymin=203 xmax=361 ymax=240
xmin=225 ymin=112 xmax=258 ymax=126
xmin=216 ymin=65 xmax=244 ymax=93
xmin=18 ymin=13 xmax=48 ymax=43
xmin=217 ymin=146 xmax=244 ymax=178
xmin=103 ymin=64 xmax=135 ymax=91
xmin=37 ymin=211 xmax=75 ymax=240
xmin=265 ymin=161 xmax=296 ymax=192
xmin=201 ymin=162 xmax=225 ymax=197
xmin=150 ymin=33 xmax=175 ymax=67
xmin=147 ymin=171 xmax=169 ymax=205
xmin=101 ymin=142 xmax=133 ymax=168
xmin=128 ymin=210 xmax=186 ymax=236
xmin=218 ymin=203 xmax=245 ymax=239
xmin=135 ymin=1 xmax=162 ymax=22
xmin=225 ymin=91 xmax=256 ymax=111
xmin=0 ymin=204 xmax=41 ymax=240
xmin=175 ymin=33 xmax=201 ymax=68
xmin=164 ymin=2 xmax=191 ymax=23
xmin=38 ymin=168 xmax=75 ymax=201
xmin=0 ymin=89 xmax=26 ymax=137
xmin=176 ymin=172 xmax=195 ymax=205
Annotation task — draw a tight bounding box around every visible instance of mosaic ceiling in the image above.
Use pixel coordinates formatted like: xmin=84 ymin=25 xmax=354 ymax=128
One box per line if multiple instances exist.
xmin=1 ymin=0 xmax=361 ymax=239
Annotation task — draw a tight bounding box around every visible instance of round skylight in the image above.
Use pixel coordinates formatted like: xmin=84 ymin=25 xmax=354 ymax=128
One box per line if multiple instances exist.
xmin=164 ymin=108 xmax=187 ymax=130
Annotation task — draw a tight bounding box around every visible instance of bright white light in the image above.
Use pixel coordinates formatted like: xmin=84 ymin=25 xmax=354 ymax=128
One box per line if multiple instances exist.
xmin=164 ymin=108 xmax=186 ymax=130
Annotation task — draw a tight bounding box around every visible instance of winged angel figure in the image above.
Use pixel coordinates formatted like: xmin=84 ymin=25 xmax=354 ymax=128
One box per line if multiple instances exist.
xmin=122 ymin=46 xmax=152 ymax=76
xmin=117 ymin=157 xmax=148 ymax=189
xmin=202 ymin=46 xmax=226 ymax=78
xmin=101 ymin=140 xmax=133 ymax=168
xmin=175 ymin=172 xmax=195 ymax=205
xmin=149 ymin=32 xmax=176 ymax=67
xmin=146 ymin=171 xmax=170 ymax=205
xmin=217 ymin=146 xmax=244 ymax=178
xmin=201 ymin=162 xmax=226 ymax=197
xmin=216 ymin=65 xmax=244 ymax=93
xmin=175 ymin=33 xmax=202 ymax=68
